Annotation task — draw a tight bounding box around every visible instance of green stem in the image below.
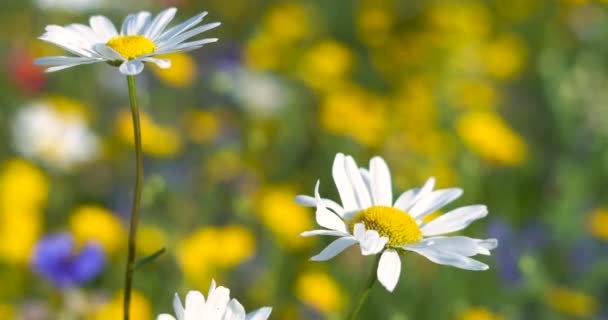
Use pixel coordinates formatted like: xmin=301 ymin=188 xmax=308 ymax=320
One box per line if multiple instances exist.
xmin=123 ymin=75 xmax=144 ymax=320
xmin=346 ymin=255 xmax=380 ymax=320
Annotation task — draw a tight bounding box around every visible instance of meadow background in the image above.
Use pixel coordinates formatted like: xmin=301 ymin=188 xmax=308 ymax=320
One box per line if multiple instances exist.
xmin=0 ymin=0 xmax=607 ymax=319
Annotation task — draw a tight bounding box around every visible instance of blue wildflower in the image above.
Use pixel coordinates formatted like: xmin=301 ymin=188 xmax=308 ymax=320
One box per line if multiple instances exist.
xmin=30 ymin=233 xmax=106 ymax=288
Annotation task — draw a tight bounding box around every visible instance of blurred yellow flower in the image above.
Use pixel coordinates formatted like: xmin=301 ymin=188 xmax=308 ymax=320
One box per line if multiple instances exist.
xmin=427 ymin=1 xmax=491 ymax=41
xmin=256 ymin=186 xmax=312 ymax=250
xmin=69 ymin=205 xmax=124 ymax=254
xmin=459 ymin=307 xmax=501 ymax=320
xmin=0 ymin=159 xmax=48 ymax=212
xmin=264 ymin=3 xmax=310 ymax=44
xmin=394 ymin=75 xmax=437 ymax=129
xmin=295 ymin=270 xmax=344 ymax=314
xmin=0 ymin=210 xmax=41 ymax=264
xmin=587 ymin=208 xmax=608 ymax=241
xmin=117 ymin=110 xmax=182 ymax=157
xmin=482 ymin=34 xmax=526 ymax=80
xmin=245 ymin=33 xmax=283 ymax=71
xmin=0 ymin=159 xmax=47 ymax=264
xmin=0 ymin=304 xmax=14 ymax=320
xmin=177 ymin=225 xmax=256 ymax=286
xmin=245 ymin=3 xmax=310 ymax=71
xmin=136 ymin=224 xmax=168 ymax=256
xmin=545 ymin=287 xmax=598 ymax=318
xmin=457 ymin=111 xmax=528 ymax=166
xmin=89 ymin=290 xmax=151 ymax=320
xmin=320 ymin=86 xmax=387 ymax=147
xmin=151 ymin=53 xmax=197 ymax=88
xmin=357 ymin=2 xmax=393 ymax=47
xmin=183 ymin=110 xmax=220 ymax=144
xmin=298 ymin=40 xmax=353 ymax=91
xmin=449 ymin=80 xmax=499 ymax=110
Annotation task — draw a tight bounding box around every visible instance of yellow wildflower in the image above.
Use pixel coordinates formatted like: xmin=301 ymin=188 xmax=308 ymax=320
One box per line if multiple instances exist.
xmin=183 ymin=110 xmax=220 ymax=144
xmin=116 ymin=110 xmax=182 ymax=157
xmin=90 ymin=290 xmax=151 ymax=320
xmin=0 ymin=210 xmax=41 ymax=264
xmin=137 ymin=224 xmax=168 ymax=256
xmin=0 ymin=159 xmax=47 ymax=264
xmin=264 ymin=3 xmax=310 ymax=44
xmin=245 ymin=32 xmax=283 ymax=71
xmin=320 ymin=86 xmax=387 ymax=147
xmin=298 ymin=40 xmax=353 ymax=91
xmin=482 ymin=34 xmax=526 ymax=80
xmin=449 ymin=80 xmax=499 ymax=110
xmin=459 ymin=307 xmax=501 ymax=320
xmin=295 ymin=270 xmax=345 ymax=314
xmin=69 ymin=205 xmax=124 ymax=254
xmin=587 ymin=208 xmax=608 ymax=241
xmin=151 ymin=53 xmax=197 ymax=88
xmin=177 ymin=225 xmax=256 ymax=287
xmin=256 ymin=186 xmax=312 ymax=250
xmin=0 ymin=159 xmax=48 ymax=212
xmin=427 ymin=1 xmax=491 ymax=41
xmin=457 ymin=111 xmax=528 ymax=166
xmin=357 ymin=2 xmax=393 ymax=47
xmin=545 ymin=287 xmax=598 ymax=318
xmin=0 ymin=304 xmax=14 ymax=320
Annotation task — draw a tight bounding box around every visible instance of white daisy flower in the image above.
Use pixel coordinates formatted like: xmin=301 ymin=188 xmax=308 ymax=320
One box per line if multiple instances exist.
xmin=295 ymin=153 xmax=498 ymax=292
xmin=157 ymin=280 xmax=272 ymax=320
xmin=34 ymin=7 xmax=220 ymax=75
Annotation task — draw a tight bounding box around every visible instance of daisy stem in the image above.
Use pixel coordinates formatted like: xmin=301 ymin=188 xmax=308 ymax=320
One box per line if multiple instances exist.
xmin=346 ymin=254 xmax=380 ymax=320
xmin=123 ymin=75 xmax=144 ymax=320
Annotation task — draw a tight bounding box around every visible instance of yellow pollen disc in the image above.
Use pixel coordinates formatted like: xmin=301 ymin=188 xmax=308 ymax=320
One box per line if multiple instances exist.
xmin=106 ymin=35 xmax=156 ymax=60
xmin=350 ymin=206 xmax=422 ymax=247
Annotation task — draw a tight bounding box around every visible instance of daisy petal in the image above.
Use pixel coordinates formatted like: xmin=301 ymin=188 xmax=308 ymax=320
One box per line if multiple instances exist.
xmin=404 ymin=246 xmax=489 ymax=271
xmin=354 ymin=223 xmax=387 ymax=255
xmin=145 ymin=7 xmax=178 ymax=40
xmin=89 ymin=15 xmax=118 ymax=40
xmin=377 ymin=249 xmax=401 ymax=292
xmin=294 ymin=195 xmax=345 ymax=216
xmin=393 ymin=188 xmax=420 ymax=212
xmin=300 ymin=229 xmax=348 ymax=237
xmin=119 ymin=59 xmax=144 ymax=75
xmin=406 ymin=236 xmax=497 ymax=257
xmin=421 ymin=205 xmax=488 ymax=236
xmin=34 ymin=56 xmax=98 ymax=66
xmin=410 ymin=188 xmax=463 ymax=220
xmin=332 ymin=153 xmax=358 ymax=211
xmin=310 ymin=237 xmax=357 ymax=261
xmin=143 ymin=57 xmax=171 ymax=68
xmin=183 ymin=291 xmax=205 ymax=319
xmin=345 ymin=155 xmax=372 ymax=209
xmin=157 ymin=314 xmax=177 ymax=320
xmin=245 ymin=307 xmax=273 ymax=320
xmin=156 ymin=11 xmax=208 ymax=43
xmin=156 ymin=22 xmax=221 ymax=49
xmin=202 ymin=285 xmax=230 ymax=318
xmin=223 ymin=299 xmax=246 ymax=320
xmin=370 ymin=156 xmax=392 ymax=206
xmin=314 ymin=181 xmax=348 ymax=233
xmin=93 ymin=44 xmax=123 ymax=60
xmin=172 ymin=293 xmax=185 ymax=320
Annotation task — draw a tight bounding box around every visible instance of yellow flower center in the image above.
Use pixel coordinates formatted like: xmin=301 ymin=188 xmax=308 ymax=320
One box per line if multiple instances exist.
xmin=106 ymin=35 xmax=156 ymax=60
xmin=350 ymin=206 xmax=422 ymax=247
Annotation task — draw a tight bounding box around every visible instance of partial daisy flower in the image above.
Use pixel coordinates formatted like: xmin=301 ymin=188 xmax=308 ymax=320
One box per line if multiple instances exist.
xmin=157 ymin=280 xmax=272 ymax=320
xmin=35 ymin=7 xmax=220 ymax=75
xmin=295 ymin=153 xmax=497 ymax=292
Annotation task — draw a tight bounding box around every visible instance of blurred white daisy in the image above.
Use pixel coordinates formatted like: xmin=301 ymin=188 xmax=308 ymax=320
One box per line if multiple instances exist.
xmin=296 ymin=153 xmax=497 ymax=292
xmin=157 ymin=280 xmax=272 ymax=320
xmin=35 ymin=7 xmax=220 ymax=75
xmin=12 ymin=99 xmax=100 ymax=170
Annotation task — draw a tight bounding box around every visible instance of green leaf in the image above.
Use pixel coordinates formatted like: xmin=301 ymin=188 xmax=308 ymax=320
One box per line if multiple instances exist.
xmin=134 ymin=247 xmax=166 ymax=270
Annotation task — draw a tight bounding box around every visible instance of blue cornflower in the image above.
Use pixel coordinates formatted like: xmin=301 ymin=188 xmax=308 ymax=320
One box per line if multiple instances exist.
xmin=30 ymin=233 xmax=106 ymax=288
